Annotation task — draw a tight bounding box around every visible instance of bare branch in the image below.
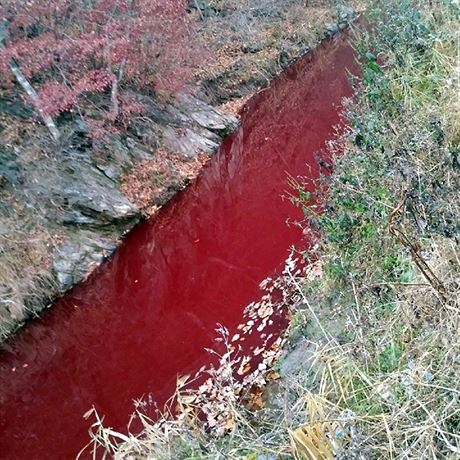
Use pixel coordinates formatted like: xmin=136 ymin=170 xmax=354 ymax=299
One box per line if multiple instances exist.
xmin=1 ymin=20 xmax=60 ymax=142
xmin=7 ymin=60 xmax=61 ymax=142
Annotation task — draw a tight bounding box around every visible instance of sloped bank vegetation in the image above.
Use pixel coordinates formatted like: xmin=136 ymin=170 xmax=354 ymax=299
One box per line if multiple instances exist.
xmin=91 ymin=1 xmax=460 ymax=458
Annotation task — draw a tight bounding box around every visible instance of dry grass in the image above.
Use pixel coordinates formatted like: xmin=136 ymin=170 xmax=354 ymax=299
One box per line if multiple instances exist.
xmin=0 ymin=199 xmax=57 ymax=339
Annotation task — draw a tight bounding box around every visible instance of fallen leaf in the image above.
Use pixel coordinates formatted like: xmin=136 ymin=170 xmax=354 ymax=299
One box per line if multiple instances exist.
xmin=225 ymin=417 xmax=235 ymax=430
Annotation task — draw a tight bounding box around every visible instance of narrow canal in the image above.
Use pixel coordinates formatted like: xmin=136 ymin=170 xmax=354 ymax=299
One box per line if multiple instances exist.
xmin=0 ymin=32 xmax=357 ymax=459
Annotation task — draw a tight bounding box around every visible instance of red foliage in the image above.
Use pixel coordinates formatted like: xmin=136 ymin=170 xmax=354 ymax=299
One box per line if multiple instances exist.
xmin=0 ymin=0 xmax=203 ymax=128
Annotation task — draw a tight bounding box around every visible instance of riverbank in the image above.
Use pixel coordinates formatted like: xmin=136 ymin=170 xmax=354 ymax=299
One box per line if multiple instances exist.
xmin=0 ymin=1 xmax=359 ymax=340
xmin=94 ymin=1 xmax=460 ymax=458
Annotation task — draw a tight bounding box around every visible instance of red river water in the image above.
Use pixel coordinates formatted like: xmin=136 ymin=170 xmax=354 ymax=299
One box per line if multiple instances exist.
xmin=0 ymin=33 xmax=357 ymax=459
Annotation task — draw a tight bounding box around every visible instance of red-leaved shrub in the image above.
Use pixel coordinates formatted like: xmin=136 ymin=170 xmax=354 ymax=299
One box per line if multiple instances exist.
xmin=0 ymin=0 xmax=203 ymax=132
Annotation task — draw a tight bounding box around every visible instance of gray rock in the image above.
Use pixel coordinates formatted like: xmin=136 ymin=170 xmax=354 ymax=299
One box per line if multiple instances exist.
xmin=122 ymin=93 xmax=237 ymax=157
xmin=324 ymin=23 xmax=339 ymax=37
xmin=25 ymin=157 xmax=138 ymax=226
xmin=191 ymin=111 xmax=228 ymax=131
xmin=187 ymin=1 xmax=219 ymax=18
xmin=129 ymin=93 xmax=182 ymax=126
xmin=129 ymin=121 xmax=159 ymax=147
xmin=278 ymin=50 xmax=291 ymax=68
xmin=125 ymin=137 xmax=154 ymax=162
xmin=94 ymin=162 xmax=121 ymax=182
xmin=177 ymin=94 xmax=238 ymax=133
xmin=242 ymin=43 xmax=264 ymax=54
xmin=338 ymin=5 xmax=356 ymax=23
xmin=53 ymin=233 xmax=117 ymax=292
xmin=159 ymin=94 xmax=238 ymax=157
xmin=90 ymin=136 xmax=133 ymax=181
xmin=162 ymin=126 xmax=220 ymax=158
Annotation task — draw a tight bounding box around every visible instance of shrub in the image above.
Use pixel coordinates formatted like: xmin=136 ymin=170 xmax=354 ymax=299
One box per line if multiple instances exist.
xmin=0 ymin=0 xmax=203 ymax=134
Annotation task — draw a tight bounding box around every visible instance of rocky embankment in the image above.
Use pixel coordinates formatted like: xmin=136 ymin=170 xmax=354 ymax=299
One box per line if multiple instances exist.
xmin=0 ymin=1 xmax=358 ymax=339
xmin=0 ymin=93 xmax=237 ymax=338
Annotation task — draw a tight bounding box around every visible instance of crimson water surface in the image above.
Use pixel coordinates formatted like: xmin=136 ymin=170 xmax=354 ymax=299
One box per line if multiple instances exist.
xmin=0 ymin=34 xmax=357 ymax=459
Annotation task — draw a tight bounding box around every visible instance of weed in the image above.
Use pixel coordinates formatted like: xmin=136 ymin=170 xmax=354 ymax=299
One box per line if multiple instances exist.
xmin=0 ymin=202 xmax=57 ymax=339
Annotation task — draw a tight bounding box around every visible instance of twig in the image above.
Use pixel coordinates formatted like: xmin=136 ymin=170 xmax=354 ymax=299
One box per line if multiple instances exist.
xmin=387 ymin=191 xmax=447 ymax=302
xmin=194 ymin=0 xmax=205 ymax=20
xmin=286 ymin=267 xmax=337 ymax=344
